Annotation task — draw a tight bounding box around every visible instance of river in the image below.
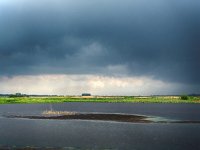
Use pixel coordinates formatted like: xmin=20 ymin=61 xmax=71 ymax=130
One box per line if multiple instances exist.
xmin=0 ymin=103 xmax=200 ymax=150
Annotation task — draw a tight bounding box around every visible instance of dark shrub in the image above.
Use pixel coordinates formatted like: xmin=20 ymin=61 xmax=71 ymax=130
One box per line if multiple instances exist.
xmin=181 ymin=95 xmax=189 ymax=100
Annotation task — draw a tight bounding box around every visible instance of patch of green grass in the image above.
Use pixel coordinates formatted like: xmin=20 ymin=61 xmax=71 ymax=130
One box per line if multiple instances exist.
xmin=0 ymin=96 xmax=200 ymax=104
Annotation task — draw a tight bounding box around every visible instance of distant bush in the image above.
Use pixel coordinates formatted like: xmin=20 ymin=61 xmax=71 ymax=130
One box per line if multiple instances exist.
xmin=9 ymin=95 xmax=21 ymax=98
xmin=181 ymin=95 xmax=189 ymax=100
xmin=9 ymin=95 xmax=28 ymax=98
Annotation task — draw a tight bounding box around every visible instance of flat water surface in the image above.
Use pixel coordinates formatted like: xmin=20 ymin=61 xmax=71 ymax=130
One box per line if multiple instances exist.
xmin=0 ymin=103 xmax=200 ymax=150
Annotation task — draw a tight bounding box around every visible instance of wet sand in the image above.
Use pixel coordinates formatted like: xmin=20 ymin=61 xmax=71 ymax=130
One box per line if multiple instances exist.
xmin=6 ymin=113 xmax=152 ymax=123
xmin=5 ymin=113 xmax=200 ymax=123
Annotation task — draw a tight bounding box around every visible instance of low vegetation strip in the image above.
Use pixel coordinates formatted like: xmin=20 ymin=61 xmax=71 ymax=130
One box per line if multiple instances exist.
xmin=0 ymin=96 xmax=200 ymax=104
xmin=42 ymin=110 xmax=77 ymax=116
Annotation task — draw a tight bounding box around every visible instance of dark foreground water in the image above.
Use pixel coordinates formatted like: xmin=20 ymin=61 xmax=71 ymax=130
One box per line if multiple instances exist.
xmin=0 ymin=103 xmax=200 ymax=150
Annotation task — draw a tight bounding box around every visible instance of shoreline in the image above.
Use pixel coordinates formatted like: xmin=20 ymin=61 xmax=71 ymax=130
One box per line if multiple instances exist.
xmin=0 ymin=96 xmax=200 ymax=104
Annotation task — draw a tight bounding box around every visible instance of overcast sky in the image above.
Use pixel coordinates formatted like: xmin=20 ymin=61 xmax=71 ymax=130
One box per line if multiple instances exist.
xmin=0 ymin=0 xmax=199 ymax=95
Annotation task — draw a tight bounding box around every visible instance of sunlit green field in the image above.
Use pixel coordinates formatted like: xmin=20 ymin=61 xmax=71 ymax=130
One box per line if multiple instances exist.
xmin=0 ymin=96 xmax=200 ymax=104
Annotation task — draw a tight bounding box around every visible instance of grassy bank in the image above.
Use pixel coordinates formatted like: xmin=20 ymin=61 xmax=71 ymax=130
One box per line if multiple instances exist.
xmin=0 ymin=96 xmax=200 ymax=104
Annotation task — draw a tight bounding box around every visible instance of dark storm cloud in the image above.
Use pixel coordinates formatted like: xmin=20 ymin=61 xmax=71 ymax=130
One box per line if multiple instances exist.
xmin=0 ymin=0 xmax=200 ymax=85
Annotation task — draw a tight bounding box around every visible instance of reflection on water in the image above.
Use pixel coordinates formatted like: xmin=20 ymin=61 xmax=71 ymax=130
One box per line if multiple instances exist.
xmin=0 ymin=103 xmax=200 ymax=150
